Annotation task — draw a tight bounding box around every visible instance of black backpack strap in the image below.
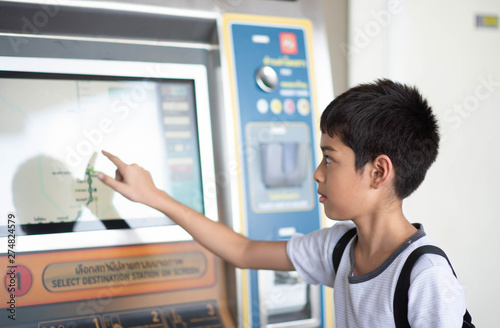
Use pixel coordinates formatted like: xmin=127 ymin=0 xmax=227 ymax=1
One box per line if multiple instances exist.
xmin=332 ymin=227 xmax=357 ymax=274
xmin=394 ymin=245 xmax=474 ymax=328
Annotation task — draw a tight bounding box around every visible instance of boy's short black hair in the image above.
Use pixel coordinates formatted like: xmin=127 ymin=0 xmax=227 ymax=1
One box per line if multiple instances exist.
xmin=320 ymin=79 xmax=440 ymax=199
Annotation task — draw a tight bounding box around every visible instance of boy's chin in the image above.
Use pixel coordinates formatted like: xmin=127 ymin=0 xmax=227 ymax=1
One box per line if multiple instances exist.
xmin=324 ymin=211 xmax=348 ymax=222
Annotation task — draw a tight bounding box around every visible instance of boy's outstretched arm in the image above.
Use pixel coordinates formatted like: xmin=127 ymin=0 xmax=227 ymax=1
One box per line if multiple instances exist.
xmin=97 ymin=151 xmax=294 ymax=271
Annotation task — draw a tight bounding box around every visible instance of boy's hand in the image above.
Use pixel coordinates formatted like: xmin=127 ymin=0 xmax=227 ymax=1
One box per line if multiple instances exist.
xmin=97 ymin=152 xmax=293 ymax=272
xmin=97 ymin=151 xmax=161 ymax=206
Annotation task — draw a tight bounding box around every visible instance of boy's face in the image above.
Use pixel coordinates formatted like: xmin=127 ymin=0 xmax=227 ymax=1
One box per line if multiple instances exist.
xmin=314 ymin=133 xmax=373 ymax=221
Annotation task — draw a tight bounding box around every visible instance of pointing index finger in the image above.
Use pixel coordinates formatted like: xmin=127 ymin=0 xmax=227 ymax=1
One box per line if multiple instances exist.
xmin=102 ymin=150 xmax=127 ymax=170
xmin=87 ymin=151 xmax=98 ymax=170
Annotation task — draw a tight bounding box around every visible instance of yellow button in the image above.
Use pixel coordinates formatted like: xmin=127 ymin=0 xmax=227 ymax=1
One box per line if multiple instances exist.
xmin=270 ymin=99 xmax=282 ymax=114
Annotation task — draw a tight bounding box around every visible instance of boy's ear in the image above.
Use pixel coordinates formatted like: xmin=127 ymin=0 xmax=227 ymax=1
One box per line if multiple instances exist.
xmin=370 ymin=154 xmax=394 ymax=189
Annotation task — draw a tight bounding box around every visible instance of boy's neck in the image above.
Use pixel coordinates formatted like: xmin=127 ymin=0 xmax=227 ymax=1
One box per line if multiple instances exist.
xmin=351 ymin=203 xmax=417 ymax=276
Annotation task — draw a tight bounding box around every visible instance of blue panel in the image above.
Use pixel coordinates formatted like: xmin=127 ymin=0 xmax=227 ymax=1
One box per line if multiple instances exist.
xmin=231 ymin=22 xmax=323 ymax=328
xmin=231 ymin=23 xmax=320 ymax=237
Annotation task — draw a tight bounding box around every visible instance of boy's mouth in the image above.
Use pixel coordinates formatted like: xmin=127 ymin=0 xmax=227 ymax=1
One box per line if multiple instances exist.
xmin=318 ymin=191 xmax=327 ymax=203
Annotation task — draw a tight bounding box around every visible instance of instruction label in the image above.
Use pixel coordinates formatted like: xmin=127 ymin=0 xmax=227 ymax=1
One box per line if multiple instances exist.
xmin=43 ymin=252 xmax=207 ymax=292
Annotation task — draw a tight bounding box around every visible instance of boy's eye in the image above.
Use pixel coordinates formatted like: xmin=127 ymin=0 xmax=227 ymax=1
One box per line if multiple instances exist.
xmin=325 ymin=156 xmax=333 ymax=164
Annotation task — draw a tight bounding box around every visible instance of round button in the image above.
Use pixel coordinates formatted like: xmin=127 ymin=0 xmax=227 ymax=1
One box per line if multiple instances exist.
xmin=4 ymin=265 xmax=32 ymax=297
xmin=270 ymin=99 xmax=282 ymax=114
xmin=256 ymin=66 xmax=279 ymax=92
xmin=284 ymin=99 xmax=296 ymax=115
xmin=257 ymin=98 xmax=269 ymax=114
xmin=297 ymin=98 xmax=310 ymax=116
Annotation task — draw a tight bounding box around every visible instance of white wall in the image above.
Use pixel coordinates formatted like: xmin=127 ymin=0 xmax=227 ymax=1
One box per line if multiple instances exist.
xmin=348 ymin=0 xmax=500 ymax=326
xmin=321 ymin=0 xmax=349 ymax=96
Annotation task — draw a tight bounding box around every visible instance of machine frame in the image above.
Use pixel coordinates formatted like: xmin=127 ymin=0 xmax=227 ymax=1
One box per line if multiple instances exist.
xmin=0 ymin=56 xmax=218 ymax=252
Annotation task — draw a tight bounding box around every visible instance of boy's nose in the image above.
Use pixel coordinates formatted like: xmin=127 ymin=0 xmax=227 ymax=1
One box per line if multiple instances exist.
xmin=313 ymin=164 xmax=324 ymax=183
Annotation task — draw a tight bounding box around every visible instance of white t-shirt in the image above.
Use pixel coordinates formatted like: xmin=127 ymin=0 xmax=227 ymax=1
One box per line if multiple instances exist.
xmin=286 ymin=221 xmax=466 ymax=327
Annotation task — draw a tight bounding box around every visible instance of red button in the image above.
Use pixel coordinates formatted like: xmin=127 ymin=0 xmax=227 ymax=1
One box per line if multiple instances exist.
xmin=280 ymin=32 xmax=298 ymax=55
xmin=4 ymin=265 xmax=32 ymax=297
xmin=284 ymin=99 xmax=296 ymax=115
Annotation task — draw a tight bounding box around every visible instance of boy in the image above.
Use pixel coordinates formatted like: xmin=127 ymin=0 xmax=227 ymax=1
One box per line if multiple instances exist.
xmin=98 ymin=79 xmax=467 ymax=327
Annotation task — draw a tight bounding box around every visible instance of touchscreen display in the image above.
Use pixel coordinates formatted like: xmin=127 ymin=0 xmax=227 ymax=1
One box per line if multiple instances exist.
xmin=0 ymin=73 xmax=203 ymax=235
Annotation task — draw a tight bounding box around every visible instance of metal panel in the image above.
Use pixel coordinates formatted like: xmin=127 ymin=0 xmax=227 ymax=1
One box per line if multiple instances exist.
xmin=0 ymin=1 xmax=217 ymax=43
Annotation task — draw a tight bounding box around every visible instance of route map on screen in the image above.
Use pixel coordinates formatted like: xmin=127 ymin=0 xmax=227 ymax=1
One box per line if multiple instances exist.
xmin=0 ymin=74 xmax=204 ymax=235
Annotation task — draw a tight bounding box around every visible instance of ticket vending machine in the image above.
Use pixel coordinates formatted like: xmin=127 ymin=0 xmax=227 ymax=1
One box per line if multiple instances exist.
xmin=0 ymin=56 xmax=232 ymax=327
xmin=0 ymin=1 xmax=334 ymax=327
xmin=220 ymin=15 xmax=326 ymax=327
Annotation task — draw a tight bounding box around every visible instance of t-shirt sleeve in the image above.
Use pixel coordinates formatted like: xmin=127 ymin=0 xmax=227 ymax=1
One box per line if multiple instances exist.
xmin=407 ymin=255 xmax=467 ymax=327
xmin=286 ymin=221 xmax=355 ymax=287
